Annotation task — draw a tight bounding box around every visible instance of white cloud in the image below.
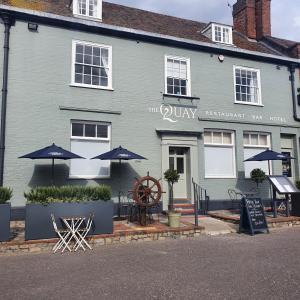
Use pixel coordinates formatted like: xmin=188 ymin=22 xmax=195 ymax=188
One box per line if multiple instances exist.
xmin=294 ymin=16 xmax=300 ymax=27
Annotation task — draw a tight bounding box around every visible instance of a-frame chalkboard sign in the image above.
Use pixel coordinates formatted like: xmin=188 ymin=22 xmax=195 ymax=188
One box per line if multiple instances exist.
xmin=239 ymin=197 xmax=269 ymax=235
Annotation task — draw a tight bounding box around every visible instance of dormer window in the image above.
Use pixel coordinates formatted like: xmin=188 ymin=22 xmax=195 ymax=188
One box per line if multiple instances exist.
xmin=202 ymin=23 xmax=233 ymax=45
xmin=73 ymin=0 xmax=102 ymax=20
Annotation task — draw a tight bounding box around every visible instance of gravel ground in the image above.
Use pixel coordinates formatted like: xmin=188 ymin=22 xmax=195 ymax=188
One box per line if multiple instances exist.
xmin=1 ymin=228 xmax=300 ymax=300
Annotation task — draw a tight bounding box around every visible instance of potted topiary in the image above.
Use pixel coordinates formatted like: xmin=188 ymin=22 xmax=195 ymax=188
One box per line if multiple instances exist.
xmin=0 ymin=187 xmax=12 ymax=242
xmin=164 ymin=169 xmax=181 ymax=228
xmin=250 ymin=168 xmax=266 ymax=187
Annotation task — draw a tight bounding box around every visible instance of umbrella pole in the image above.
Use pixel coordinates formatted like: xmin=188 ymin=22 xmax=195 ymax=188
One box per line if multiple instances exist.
xmin=51 ymin=158 xmax=54 ymax=186
xmin=118 ymin=159 xmax=121 ymax=219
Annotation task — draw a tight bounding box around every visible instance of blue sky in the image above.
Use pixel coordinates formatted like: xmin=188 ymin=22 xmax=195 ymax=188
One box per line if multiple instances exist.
xmin=107 ymin=0 xmax=299 ymax=41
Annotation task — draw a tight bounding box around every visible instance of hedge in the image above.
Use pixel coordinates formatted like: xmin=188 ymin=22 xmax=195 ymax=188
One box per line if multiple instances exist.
xmin=24 ymin=185 xmax=111 ymax=204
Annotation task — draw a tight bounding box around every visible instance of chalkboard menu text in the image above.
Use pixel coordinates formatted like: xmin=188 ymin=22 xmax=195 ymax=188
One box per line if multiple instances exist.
xmin=239 ymin=198 xmax=269 ymax=235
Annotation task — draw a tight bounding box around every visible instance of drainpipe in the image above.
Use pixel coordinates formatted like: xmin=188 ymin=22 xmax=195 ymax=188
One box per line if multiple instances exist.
xmin=0 ymin=14 xmax=14 ymax=186
xmin=289 ymin=64 xmax=300 ymax=122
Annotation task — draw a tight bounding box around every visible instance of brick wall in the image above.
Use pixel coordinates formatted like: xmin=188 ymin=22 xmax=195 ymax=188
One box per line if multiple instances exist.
xmin=233 ymin=0 xmax=271 ymax=40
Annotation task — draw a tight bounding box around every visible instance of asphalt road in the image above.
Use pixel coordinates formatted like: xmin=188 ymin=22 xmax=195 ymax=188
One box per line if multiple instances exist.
xmin=1 ymin=229 xmax=300 ymax=300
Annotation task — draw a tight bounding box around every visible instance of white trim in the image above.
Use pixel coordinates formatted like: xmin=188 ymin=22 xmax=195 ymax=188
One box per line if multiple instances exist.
xmin=71 ymin=39 xmax=112 ymax=90
xmin=233 ymin=65 xmax=262 ymax=106
xmin=164 ymin=55 xmax=191 ymax=97
xmin=69 ymin=175 xmax=110 ymax=179
xmin=73 ymin=0 xmax=102 ymax=21
xmin=234 ymin=101 xmax=264 ymax=107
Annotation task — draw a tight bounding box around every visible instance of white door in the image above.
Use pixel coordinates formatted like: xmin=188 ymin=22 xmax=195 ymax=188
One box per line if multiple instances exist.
xmin=169 ymin=147 xmax=187 ymax=199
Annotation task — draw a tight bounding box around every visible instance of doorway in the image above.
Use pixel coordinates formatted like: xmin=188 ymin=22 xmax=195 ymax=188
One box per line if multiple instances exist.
xmin=168 ymin=147 xmax=190 ymax=200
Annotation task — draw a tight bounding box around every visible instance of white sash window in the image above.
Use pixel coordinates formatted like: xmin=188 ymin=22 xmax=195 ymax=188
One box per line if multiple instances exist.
xmin=71 ymin=40 xmax=112 ymax=90
xmin=165 ymin=55 xmax=191 ymax=96
xmin=70 ymin=121 xmax=111 ymax=179
xmin=204 ymin=130 xmax=236 ymax=178
xmin=73 ymin=0 xmax=102 ymax=20
xmin=243 ymin=132 xmax=271 ymax=178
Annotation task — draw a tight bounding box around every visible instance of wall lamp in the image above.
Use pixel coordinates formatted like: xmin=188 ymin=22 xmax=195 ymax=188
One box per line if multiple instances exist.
xmin=218 ymin=55 xmax=225 ymax=63
xmin=28 ymin=23 xmax=38 ymax=32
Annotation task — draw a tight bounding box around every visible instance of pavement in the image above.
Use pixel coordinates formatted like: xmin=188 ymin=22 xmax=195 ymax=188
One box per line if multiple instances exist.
xmin=1 ymin=228 xmax=300 ymax=299
xmin=182 ymin=216 xmax=238 ymax=235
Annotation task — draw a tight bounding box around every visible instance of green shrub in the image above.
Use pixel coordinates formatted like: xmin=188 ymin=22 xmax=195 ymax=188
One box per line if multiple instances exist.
xmin=0 ymin=187 xmax=13 ymax=204
xmin=24 ymin=185 xmax=111 ymax=204
xmin=164 ymin=169 xmax=180 ymax=184
xmin=250 ymin=168 xmax=266 ymax=187
xmin=296 ymin=181 xmax=300 ymax=190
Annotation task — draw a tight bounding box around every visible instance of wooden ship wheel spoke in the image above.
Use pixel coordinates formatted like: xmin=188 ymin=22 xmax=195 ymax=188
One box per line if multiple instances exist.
xmin=130 ymin=173 xmax=164 ymax=226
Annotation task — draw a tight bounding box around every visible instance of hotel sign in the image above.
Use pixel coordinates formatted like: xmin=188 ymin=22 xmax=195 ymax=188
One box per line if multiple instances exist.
xmin=148 ymin=105 xmax=197 ymax=123
xmin=148 ymin=105 xmax=288 ymax=124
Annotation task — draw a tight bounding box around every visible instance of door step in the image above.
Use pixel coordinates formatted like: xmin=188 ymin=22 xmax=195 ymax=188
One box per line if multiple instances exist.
xmin=174 ymin=203 xmax=195 ymax=215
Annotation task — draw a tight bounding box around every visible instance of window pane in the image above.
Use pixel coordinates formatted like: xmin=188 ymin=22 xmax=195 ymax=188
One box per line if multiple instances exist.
xmin=205 ymin=146 xmax=235 ymax=177
xmin=223 ymin=132 xmax=232 ymax=144
xmin=75 ymin=73 xmax=83 ymax=84
xmin=177 ymin=157 xmax=184 ymax=174
xmin=169 ymin=157 xmax=175 ymax=170
xmin=204 ymin=132 xmax=212 ymax=144
xmin=85 ymin=124 xmax=96 ymax=137
xmin=70 ymin=140 xmax=110 ymax=177
xmin=97 ymin=125 xmax=108 ymax=138
xmin=243 ymin=134 xmax=250 ymax=145
xmin=174 ymin=86 xmax=180 ymax=95
xmin=100 ymin=77 xmax=108 ymax=87
xmin=84 ymin=75 xmax=91 ymax=84
xmin=213 ymin=132 xmax=222 ymax=144
xmin=72 ymin=123 xmax=84 ymax=137
xmin=250 ymin=134 xmax=259 ymax=146
xmin=259 ymin=135 xmax=268 ymax=146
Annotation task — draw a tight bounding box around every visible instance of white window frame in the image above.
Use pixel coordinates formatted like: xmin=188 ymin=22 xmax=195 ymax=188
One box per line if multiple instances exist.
xmin=73 ymin=0 xmax=102 ymax=20
xmin=233 ymin=65 xmax=262 ymax=106
xmin=164 ymin=55 xmax=191 ymax=97
xmin=212 ymin=23 xmax=233 ymax=45
xmin=204 ymin=130 xmax=236 ymax=179
xmin=70 ymin=120 xmax=111 ymax=179
xmin=243 ymin=132 xmax=271 ymax=178
xmin=71 ymin=40 xmax=113 ymax=90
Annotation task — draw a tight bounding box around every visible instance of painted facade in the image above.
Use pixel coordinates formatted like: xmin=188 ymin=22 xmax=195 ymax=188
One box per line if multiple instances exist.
xmin=0 ymin=2 xmax=299 ymax=209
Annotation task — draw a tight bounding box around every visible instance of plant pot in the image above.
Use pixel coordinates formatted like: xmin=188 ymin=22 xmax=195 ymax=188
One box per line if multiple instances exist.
xmin=0 ymin=203 xmax=11 ymax=242
xmin=168 ymin=211 xmax=181 ymax=228
xmin=25 ymin=201 xmax=114 ymax=240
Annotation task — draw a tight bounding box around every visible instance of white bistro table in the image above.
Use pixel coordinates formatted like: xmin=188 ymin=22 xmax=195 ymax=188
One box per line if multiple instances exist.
xmin=60 ymin=216 xmax=91 ymax=252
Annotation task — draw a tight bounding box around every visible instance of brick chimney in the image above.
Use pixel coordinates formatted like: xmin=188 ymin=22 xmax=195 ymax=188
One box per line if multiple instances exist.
xmin=233 ymin=0 xmax=271 ymax=40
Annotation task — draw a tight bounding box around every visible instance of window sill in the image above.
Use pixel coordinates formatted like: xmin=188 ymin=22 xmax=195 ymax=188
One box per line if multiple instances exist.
xmin=70 ymin=83 xmax=114 ymax=91
xmin=205 ymin=176 xmax=236 ymax=179
xmin=73 ymin=14 xmax=102 ymax=22
xmin=234 ymin=101 xmax=264 ymax=107
xmin=163 ymin=93 xmax=200 ymax=100
xmin=69 ymin=175 xmax=110 ymax=180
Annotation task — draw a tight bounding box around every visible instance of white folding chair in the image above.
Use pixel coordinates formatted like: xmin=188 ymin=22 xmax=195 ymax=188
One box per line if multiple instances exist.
xmin=51 ymin=214 xmax=72 ymax=253
xmin=74 ymin=213 xmax=94 ymax=251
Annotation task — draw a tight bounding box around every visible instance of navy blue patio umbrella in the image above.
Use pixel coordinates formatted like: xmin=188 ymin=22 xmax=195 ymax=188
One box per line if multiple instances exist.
xmin=19 ymin=143 xmax=84 ymax=184
xmin=244 ymin=149 xmax=295 ymax=175
xmin=92 ymin=146 xmax=147 ymax=218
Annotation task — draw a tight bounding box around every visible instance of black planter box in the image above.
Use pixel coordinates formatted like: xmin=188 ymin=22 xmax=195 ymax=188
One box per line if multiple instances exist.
xmin=291 ymin=194 xmax=300 ymax=216
xmin=25 ymin=201 xmax=114 ymax=241
xmin=0 ymin=203 xmax=11 ymax=242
